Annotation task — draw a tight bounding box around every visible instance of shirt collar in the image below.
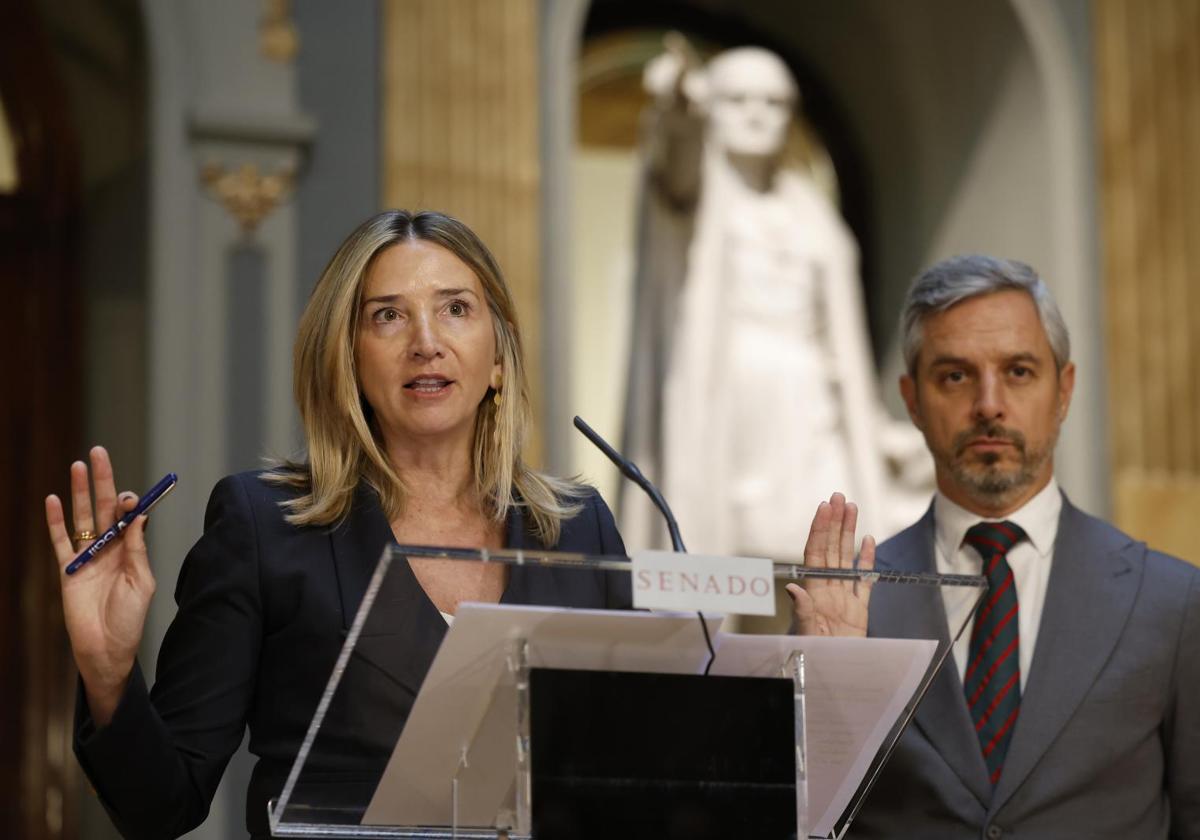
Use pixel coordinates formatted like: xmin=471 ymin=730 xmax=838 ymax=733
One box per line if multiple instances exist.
xmin=934 ymin=477 xmax=1061 ymax=561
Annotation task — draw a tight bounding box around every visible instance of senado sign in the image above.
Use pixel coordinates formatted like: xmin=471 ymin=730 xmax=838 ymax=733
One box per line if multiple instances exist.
xmin=631 ymin=550 xmax=776 ymax=616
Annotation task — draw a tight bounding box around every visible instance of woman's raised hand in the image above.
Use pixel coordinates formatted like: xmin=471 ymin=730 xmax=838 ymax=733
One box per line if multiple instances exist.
xmin=45 ymin=446 xmax=155 ymax=725
xmin=786 ymin=492 xmax=875 ymax=637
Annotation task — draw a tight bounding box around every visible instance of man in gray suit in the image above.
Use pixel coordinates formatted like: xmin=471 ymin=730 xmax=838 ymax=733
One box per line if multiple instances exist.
xmin=852 ymin=255 xmax=1199 ymax=839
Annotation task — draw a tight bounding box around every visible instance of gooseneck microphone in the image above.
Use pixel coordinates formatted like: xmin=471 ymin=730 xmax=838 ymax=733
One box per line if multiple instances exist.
xmin=572 ymin=416 xmax=687 ymax=553
xmin=573 ymin=416 xmax=716 ymax=673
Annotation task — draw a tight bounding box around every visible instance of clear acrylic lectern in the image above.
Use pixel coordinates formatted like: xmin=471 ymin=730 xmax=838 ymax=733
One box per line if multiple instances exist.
xmin=267 ymin=544 xmax=985 ymax=839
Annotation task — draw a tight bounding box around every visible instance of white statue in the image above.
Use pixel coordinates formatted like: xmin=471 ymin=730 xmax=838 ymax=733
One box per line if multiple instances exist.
xmin=620 ymin=39 xmax=930 ymax=558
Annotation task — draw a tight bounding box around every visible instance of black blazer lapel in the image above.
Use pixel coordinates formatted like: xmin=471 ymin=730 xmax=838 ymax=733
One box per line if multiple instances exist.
xmin=498 ymin=492 xmax=628 ymax=609
xmin=329 ymin=482 xmax=400 ymax=629
xmin=499 ymin=501 xmax=588 ymax=608
xmin=990 ymin=496 xmax=1140 ymax=810
xmin=500 ymin=500 xmax=539 ymax=603
xmin=328 ymin=482 xmax=447 ymax=696
xmin=872 ymin=506 xmax=993 ymax=807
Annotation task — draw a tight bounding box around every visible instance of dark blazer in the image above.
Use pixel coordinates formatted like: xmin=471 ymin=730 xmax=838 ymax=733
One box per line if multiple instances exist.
xmin=74 ymin=471 xmax=631 ymax=840
xmin=854 ymin=495 xmax=1200 ymax=840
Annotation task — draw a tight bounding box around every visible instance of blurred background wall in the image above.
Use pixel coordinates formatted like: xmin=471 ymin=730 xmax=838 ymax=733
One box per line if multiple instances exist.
xmin=1 ymin=0 xmax=1196 ymax=837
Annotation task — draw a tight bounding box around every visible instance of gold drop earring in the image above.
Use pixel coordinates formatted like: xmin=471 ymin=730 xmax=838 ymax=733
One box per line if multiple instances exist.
xmin=491 ymin=377 xmax=503 ymax=452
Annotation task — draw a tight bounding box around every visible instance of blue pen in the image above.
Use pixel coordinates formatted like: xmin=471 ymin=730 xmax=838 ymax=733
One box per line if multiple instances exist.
xmin=65 ymin=473 xmax=178 ymax=575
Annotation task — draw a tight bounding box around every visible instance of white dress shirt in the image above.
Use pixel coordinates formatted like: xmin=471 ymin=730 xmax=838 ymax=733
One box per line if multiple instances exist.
xmin=935 ymin=479 xmax=1061 ymax=691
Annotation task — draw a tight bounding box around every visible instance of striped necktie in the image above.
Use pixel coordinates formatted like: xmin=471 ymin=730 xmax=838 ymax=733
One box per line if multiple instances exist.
xmin=963 ymin=520 xmax=1026 ymax=786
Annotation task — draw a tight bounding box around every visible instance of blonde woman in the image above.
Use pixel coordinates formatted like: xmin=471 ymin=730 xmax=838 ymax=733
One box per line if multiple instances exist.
xmin=45 ymin=211 xmax=632 ymax=839
xmin=46 ymin=210 xmax=870 ymax=839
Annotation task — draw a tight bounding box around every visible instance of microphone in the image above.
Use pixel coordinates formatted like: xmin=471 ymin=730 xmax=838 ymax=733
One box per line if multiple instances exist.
xmin=572 ymin=416 xmax=686 ymax=552
xmin=573 ymin=416 xmax=716 ymax=674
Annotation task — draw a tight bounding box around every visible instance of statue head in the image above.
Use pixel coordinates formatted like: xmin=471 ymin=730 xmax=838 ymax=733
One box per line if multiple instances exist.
xmin=706 ymin=47 xmax=797 ymax=158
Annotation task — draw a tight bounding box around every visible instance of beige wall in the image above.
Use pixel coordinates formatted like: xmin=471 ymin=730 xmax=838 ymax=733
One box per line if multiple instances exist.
xmin=1096 ymin=0 xmax=1200 ymax=563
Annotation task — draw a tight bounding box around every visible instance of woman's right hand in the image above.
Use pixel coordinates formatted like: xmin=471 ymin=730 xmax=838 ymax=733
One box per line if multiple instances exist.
xmin=45 ymin=445 xmax=156 ymax=726
xmin=786 ymin=492 xmax=875 ymax=638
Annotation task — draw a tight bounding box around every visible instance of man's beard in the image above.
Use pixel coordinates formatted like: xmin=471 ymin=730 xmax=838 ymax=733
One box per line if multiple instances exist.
xmin=944 ymin=421 xmax=1055 ymax=502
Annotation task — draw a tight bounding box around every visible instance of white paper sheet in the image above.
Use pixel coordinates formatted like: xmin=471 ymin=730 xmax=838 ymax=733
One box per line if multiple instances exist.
xmin=709 ymin=634 xmax=937 ymax=837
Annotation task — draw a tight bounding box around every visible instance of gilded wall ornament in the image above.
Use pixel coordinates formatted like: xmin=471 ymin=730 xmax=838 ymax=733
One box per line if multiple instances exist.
xmin=201 ymin=162 xmax=295 ymax=233
xmin=260 ymin=0 xmax=299 ymax=63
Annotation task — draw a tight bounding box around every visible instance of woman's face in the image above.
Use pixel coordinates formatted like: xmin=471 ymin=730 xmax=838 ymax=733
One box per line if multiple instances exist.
xmin=355 ymin=240 xmax=500 ymax=452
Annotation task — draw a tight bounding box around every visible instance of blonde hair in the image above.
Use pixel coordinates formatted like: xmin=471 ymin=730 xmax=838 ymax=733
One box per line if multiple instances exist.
xmin=268 ymin=210 xmax=583 ymax=545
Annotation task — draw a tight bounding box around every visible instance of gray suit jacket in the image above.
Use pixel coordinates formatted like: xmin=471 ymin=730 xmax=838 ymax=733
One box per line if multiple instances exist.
xmin=852 ymin=495 xmax=1199 ymax=840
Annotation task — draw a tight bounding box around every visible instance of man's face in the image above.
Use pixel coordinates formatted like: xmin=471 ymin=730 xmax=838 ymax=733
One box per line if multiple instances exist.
xmin=900 ymin=290 xmax=1075 ymax=516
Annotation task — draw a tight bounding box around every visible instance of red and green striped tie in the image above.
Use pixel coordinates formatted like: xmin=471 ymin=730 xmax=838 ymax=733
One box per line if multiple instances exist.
xmin=963 ymin=520 xmax=1026 ymax=786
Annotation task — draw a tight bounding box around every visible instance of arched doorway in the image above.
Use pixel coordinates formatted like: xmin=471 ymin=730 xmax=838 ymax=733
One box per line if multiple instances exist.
xmin=544 ymin=0 xmax=1103 ymax=519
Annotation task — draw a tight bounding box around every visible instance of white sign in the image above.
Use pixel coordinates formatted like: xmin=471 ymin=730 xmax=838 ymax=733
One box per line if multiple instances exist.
xmin=631 ymin=550 xmax=776 ymax=616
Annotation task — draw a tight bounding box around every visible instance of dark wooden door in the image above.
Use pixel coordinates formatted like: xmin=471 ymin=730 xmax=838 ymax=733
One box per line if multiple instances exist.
xmin=0 ymin=0 xmax=81 ymax=836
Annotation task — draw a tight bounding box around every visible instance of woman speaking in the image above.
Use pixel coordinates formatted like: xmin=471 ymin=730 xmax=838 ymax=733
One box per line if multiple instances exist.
xmin=44 ymin=210 xmax=870 ymax=839
xmin=46 ymin=210 xmax=632 ymax=838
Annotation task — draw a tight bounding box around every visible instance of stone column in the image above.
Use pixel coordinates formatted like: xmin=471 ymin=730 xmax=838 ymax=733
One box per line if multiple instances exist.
xmin=1096 ymin=0 xmax=1200 ymax=562
xmin=382 ymin=0 xmax=545 ymax=460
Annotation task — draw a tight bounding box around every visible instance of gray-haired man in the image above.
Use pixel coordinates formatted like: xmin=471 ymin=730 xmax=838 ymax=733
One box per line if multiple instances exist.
xmin=854 ymin=255 xmax=1199 ymax=839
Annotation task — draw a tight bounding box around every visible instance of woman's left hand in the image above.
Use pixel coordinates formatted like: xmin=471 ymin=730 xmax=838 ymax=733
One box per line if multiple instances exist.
xmin=786 ymin=492 xmax=874 ymax=637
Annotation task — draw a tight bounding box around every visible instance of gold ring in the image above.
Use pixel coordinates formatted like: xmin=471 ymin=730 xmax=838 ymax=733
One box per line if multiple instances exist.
xmin=73 ymin=530 xmax=97 ymax=543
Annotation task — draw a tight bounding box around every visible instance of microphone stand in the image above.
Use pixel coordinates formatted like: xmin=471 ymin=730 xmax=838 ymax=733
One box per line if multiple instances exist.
xmin=573 ymin=416 xmax=716 ymax=674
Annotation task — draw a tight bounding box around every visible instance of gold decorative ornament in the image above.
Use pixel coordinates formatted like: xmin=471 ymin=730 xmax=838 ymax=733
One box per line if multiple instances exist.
xmin=491 ymin=391 xmax=503 ymax=454
xmin=201 ymin=162 xmax=295 ymax=234
xmin=260 ymin=0 xmax=299 ymax=63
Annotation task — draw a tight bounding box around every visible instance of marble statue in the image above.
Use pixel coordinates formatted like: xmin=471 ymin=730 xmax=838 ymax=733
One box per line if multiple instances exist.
xmin=620 ymin=39 xmax=931 ymax=558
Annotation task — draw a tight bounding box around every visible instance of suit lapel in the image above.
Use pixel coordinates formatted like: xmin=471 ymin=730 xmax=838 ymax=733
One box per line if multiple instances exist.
xmin=328 ymin=482 xmax=447 ymax=695
xmin=500 ymin=501 xmax=537 ymax=603
xmin=990 ymin=498 xmax=1140 ymax=810
xmin=872 ymin=508 xmax=993 ymax=807
xmin=329 ymin=481 xmax=407 ymax=629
